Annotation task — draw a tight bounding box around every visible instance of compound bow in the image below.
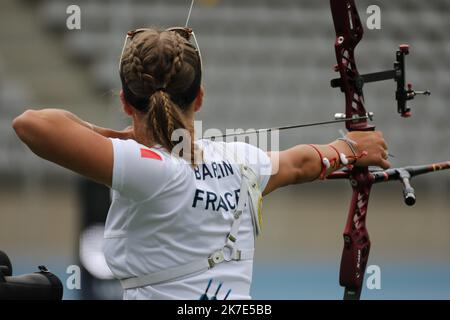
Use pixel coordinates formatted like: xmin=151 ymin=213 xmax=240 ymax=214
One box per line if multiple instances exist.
xmin=327 ymin=0 xmax=449 ymax=300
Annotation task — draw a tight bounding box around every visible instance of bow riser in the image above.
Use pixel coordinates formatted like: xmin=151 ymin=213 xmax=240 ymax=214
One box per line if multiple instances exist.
xmin=331 ymin=0 xmax=375 ymax=132
xmin=339 ymin=169 xmax=373 ymax=300
xmin=331 ymin=0 xmax=375 ymax=299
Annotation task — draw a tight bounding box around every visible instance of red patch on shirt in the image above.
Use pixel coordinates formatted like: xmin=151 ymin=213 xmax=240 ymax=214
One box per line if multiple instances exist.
xmin=140 ymin=148 xmax=162 ymax=161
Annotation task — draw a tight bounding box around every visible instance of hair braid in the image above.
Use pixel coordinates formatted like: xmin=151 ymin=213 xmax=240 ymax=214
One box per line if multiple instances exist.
xmin=161 ymin=92 xmax=175 ymax=134
xmin=121 ymin=39 xmax=159 ymax=98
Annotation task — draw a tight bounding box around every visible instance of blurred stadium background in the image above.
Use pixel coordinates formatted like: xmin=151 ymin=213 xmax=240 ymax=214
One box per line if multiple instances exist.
xmin=0 ymin=0 xmax=449 ymax=299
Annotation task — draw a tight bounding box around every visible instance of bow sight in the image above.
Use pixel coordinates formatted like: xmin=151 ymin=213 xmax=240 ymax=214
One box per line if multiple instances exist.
xmin=331 ymin=44 xmax=431 ymax=118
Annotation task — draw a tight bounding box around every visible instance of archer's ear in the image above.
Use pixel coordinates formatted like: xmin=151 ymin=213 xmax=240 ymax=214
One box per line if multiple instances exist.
xmin=194 ymin=86 xmax=204 ymax=113
xmin=120 ymin=90 xmax=133 ymax=116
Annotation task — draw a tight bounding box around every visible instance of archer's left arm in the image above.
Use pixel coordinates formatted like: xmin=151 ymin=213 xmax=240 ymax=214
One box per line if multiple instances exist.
xmin=263 ymin=131 xmax=389 ymax=196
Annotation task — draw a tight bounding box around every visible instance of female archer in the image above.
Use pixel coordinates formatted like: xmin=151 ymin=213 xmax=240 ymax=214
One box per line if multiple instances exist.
xmin=12 ymin=27 xmax=390 ymax=299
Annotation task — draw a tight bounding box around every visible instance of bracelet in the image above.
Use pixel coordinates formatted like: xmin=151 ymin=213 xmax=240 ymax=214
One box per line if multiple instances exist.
xmin=336 ymin=138 xmax=370 ymax=166
xmin=335 ymin=142 xmax=368 ymax=166
xmin=337 ymin=137 xmax=358 ymax=157
xmin=329 ymin=144 xmax=348 ymax=166
xmin=308 ymin=144 xmax=339 ymax=180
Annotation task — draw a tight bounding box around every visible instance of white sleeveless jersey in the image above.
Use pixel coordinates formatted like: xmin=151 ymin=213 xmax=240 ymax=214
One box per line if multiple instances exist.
xmin=104 ymin=138 xmax=272 ymax=300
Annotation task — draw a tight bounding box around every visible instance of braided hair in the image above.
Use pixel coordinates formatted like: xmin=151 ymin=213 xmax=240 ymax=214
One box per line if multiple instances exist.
xmin=120 ymin=28 xmax=202 ymax=164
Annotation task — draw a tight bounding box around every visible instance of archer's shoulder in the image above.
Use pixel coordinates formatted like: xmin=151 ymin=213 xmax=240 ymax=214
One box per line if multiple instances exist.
xmin=109 ymin=138 xmax=171 ymax=163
